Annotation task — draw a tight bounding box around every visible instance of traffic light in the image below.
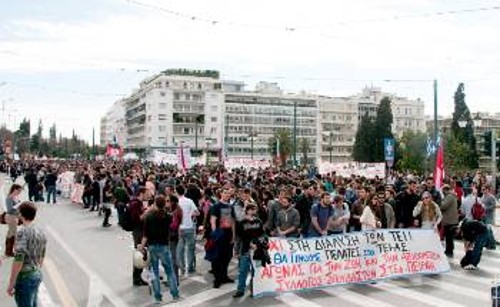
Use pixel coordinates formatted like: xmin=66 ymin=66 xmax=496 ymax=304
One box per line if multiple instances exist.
xmin=482 ymin=131 xmax=492 ymax=156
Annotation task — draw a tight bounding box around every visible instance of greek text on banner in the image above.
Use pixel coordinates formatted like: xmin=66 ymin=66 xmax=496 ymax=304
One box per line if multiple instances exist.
xmin=252 ymin=229 xmax=450 ymax=297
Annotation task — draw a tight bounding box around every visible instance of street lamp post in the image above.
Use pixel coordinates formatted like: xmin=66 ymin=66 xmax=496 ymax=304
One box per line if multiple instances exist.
xmin=329 ymin=131 xmax=333 ymax=163
xmin=249 ymin=130 xmax=258 ymax=160
xmin=205 ymin=139 xmax=211 ymax=166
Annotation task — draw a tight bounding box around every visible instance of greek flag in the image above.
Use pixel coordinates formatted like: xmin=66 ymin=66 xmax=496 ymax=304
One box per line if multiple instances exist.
xmin=426 ymin=134 xmax=441 ymax=157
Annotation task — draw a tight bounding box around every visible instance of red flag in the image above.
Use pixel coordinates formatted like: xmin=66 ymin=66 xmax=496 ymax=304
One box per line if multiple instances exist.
xmin=434 ymin=139 xmax=444 ymax=190
xmin=178 ymin=142 xmax=187 ymax=173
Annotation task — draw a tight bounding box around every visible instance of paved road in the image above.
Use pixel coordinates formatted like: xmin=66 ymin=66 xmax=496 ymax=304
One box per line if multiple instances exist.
xmin=0 ymin=176 xmax=499 ymax=307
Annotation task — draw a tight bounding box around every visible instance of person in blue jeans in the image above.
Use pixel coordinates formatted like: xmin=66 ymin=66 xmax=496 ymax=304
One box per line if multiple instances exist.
xmin=233 ymin=203 xmax=264 ymax=298
xmin=7 ymin=201 xmax=47 ymax=307
xmin=139 ymin=195 xmax=181 ymax=304
xmin=176 ymin=185 xmax=199 ymax=275
xmin=44 ymin=170 xmax=58 ymax=204
xmin=458 ymin=219 xmax=488 ymax=270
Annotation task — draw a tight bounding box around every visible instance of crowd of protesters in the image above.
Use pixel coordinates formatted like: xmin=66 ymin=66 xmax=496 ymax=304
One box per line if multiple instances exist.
xmin=1 ymin=159 xmax=498 ymax=303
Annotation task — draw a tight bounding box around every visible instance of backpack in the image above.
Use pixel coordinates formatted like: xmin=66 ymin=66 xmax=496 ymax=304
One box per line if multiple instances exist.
xmin=119 ymin=201 xmax=137 ymax=232
xmin=471 ymin=197 xmax=486 ymax=221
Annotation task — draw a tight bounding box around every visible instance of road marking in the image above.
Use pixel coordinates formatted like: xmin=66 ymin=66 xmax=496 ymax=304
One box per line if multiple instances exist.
xmin=167 ymin=286 xmax=234 ymax=307
xmin=323 ymin=287 xmax=396 ymax=307
xmin=371 ymin=282 xmax=466 ymax=307
xmin=87 ymin=276 xmax=104 ymax=307
xmin=424 ymin=279 xmax=490 ymax=303
xmin=45 ymin=226 xmax=128 ymax=307
xmin=44 ymin=257 xmax=79 ymax=307
xmin=277 ymin=292 xmax=323 ymax=307
xmin=38 ymin=281 xmax=58 ymax=307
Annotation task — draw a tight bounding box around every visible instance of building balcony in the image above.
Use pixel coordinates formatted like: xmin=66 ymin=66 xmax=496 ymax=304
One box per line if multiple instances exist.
xmin=173 ymin=104 xmax=205 ymax=113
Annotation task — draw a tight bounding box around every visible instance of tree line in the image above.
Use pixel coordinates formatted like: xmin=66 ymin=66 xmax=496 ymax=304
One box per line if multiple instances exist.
xmin=0 ymin=119 xmax=96 ymax=159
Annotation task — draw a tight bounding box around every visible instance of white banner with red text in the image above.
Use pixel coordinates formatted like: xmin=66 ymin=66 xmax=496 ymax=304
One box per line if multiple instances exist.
xmin=318 ymin=162 xmax=386 ymax=179
xmin=252 ymin=229 xmax=449 ymax=297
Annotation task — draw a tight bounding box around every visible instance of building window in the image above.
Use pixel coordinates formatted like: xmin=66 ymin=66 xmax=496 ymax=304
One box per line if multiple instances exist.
xmin=183 ymin=128 xmax=189 ymax=134
xmin=159 ymin=125 xmax=166 ymax=132
xmin=210 ymin=106 xmax=217 ymax=112
xmin=159 ymin=103 xmax=167 ymax=109
xmin=211 ymin=117 xmax=217 ymax=122
xmin=160 ymin=92 xmax=166 ymax=97
xmin=174 ymin=93 xmax=180 ymax=100
xmin=210 ymin=127 xmax=216 ymax=134
xmin=158 ymin=114 xmax=167 ymax=121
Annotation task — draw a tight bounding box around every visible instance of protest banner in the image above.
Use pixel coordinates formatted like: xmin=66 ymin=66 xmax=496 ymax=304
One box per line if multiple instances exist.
xmin=318 ymin=162 xmax=386 ymax=179
xmin=224 ymin=158 xmax=271 ymax=169
xmin=252 ymin=229 xmax=449 ymax=297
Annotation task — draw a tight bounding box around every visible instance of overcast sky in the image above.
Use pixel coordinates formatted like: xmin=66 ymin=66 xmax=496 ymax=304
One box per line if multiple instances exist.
xmin=2 ymin=0 xmax=500 ymax=143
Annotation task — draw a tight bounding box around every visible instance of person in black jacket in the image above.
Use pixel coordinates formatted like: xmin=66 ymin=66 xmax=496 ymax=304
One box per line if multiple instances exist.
xmin=233 ymin=202 xmax=264 ymax=298
xmin=138 ymin=195 xmax=181 ymax=304
xmin=44 ymin=170 xmax=58 ymax=204
xmin=395 ymin=180 xmax=420 ymax=228
xmin=458 ymin=219 xmax=488 ymax=270
xmin=24 ymin=169 xmax=38 ymax=202
xmin=294 ymin=181 xmax=315 ymax=237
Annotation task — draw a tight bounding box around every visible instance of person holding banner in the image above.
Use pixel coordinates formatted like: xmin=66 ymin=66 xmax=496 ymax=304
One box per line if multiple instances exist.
xmin=308 ymin=193 xmax=334 ymax=237
xmin=413 ymin=191 xmax=442 ymax=231
xmin=329 ymin=195 xmax=350 ymax=234
xmin=274 ymin=195 xmax=300 ymax=238
xmin=360 ymin=194 xmax=381 ymax=230
xmin=233 ymin=203 xmax=264 ymax=298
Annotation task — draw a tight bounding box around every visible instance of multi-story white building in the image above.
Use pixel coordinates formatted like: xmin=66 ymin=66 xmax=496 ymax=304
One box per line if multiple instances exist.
xmin=102 ymin=72 xmax=426 ymax=164
xmin=119 ymin=70 xmax=224 ymax=155
xmin=317 ymin=96 xmax=358 ymax=163
xmin=224 ymin=82 xmax=319 ymax=164
xmin=100 ymin=99 xmax=126 ymax=147
xmin=354 ymin=87 xmax=426 ymax=137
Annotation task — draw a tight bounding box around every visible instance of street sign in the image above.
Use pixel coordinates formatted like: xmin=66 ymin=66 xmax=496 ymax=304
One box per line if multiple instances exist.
xmin=384 ymin=138 xmax=395 ymax=161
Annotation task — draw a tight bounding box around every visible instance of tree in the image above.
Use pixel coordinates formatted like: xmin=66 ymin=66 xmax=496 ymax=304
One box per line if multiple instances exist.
xmin=373 ymin=96 xmax=394 ymax=162
xmin=444 ymin=132 xmax=476 ymax=174
xmin=49 ymin=123 xmax=57 ymax=142
xmin=268 ymin=128 xmax=292 ymax=166
xmin=450 ymin=83 xmax=478 ymax=169
xmin=30 ymin=119 xmax=43 ymax=154
xmin=15 ymin=118 xmax=30 ymax=155
xmin=353 ymin=112 xmax=375 ymax=162
xmin=299 ymin=137 xmax=310 ymax=166
xmin=396 ymin=130 xmax=427 ymax=174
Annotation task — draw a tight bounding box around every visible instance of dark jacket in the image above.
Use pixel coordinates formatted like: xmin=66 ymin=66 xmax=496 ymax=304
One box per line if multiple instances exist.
xmin=441 ymin=192 xmax=459 ymax=226
xmin=143 ymin=210 xmax=171 ymax=246
xmin=395 ymin=190 xmax=420 ymax=227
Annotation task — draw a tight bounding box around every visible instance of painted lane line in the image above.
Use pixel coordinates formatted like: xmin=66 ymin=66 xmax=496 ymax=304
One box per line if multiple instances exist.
xmin=166 ymin=286 xmax=234 ymax=307
xmin=424 ymin=279 xmax=490 ymax=303
xmin=38 ymin=281 xmax=58 ymax=307
xmin=276 ymin=292 xmax=323 ymax=307
xmin=370 ymin=282 xmax=466 ymax=307
xmin=44 ymin=257 xmax=79 ymax=307
xmin=45 ymin=226 xmax=128 ymax=307
xmin=87 ymin=276 xmax=104 ymax=307
xmin=323 ymin=287 xmax=396 ymax=307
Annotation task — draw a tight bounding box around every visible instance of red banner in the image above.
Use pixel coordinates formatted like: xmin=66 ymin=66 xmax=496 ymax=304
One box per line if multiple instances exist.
xmin=106 ymin=144 xmax=123 ymax=157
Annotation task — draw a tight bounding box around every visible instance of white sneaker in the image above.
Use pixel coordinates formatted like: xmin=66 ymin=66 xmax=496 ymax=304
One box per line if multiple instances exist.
xmin=463 ymin=265 xmax=474 ymax=270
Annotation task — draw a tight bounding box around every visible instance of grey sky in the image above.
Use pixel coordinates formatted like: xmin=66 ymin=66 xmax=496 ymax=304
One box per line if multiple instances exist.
xmin=1 ymin=0 xmax=500 ymax=142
